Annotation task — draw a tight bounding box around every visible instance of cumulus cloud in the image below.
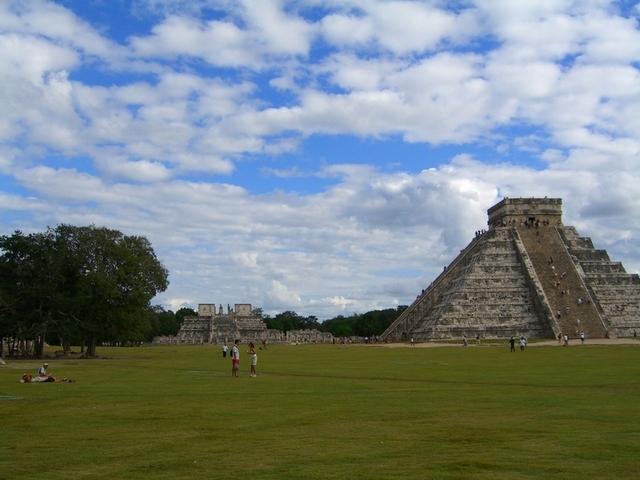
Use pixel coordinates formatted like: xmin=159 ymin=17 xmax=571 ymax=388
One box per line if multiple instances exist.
xmin=319 ymin=1 xmax=480 ymax=54
xmin=1 ymin=0 xmax=640 ymax=317
xmin=130 ymin=0 xmax=315 ymax=67
xmin=8 ymin=150 xmax=639 ymax=317
xmin=0 ymin=0 xmax=123 ymax=60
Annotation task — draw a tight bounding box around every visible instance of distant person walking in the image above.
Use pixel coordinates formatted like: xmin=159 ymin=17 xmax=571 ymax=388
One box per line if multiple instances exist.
xmin=248 ymin=342 xmax=257 ymax=377
xmin=462 ymin=335 xmax=468 ymax=348
xmin=580 ymin=331 xmax=585 ymax=345
xmin=222 ymin=344 xmax=228 ymax=358
xmin=519 ymin=336 xmax=526 ymax=351
xmin=231 ymin=340 xmax=240 ymax=377
xmin=563 ymin=334 xmax=569 ymax=347
xmin=509 ymin=336 xmax=515 ymax=352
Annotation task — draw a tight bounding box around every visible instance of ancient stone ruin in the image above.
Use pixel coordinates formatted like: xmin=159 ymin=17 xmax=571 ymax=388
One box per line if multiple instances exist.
xmin=153 ymin=303 xmax=334 ymax=345
xmin=382 ymin=198 xmax=640 ymax=341
xmin=154 ymin=303 xmax=271 ymax=345
xmin=286 ymin=329 xmax=334 ymax=344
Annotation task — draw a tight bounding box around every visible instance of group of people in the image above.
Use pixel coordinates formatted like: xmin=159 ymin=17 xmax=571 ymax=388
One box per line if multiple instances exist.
xmin=508 ymin=336 xmax=528 ymax=351
xmin=558 ymin=331 xmax=586 ymax=346
xmin=462 ymin=335 xmax=483 ymax=347
xmin=20 ymin=363 xmax=74 ymax=383
xmin=223 ymin=340 xmax=258 ymax=377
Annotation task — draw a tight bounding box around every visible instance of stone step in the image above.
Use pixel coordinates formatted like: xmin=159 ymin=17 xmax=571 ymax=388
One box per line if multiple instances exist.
xmin=444 ymin=292 xmax=533 ymax=302
xmin=579 ymin=262 xmax=626 ymax=274
xmin=585 ymin=274 xmax=640 ymax=286
xmin=572 ymin=250 xmax=611 ymax=262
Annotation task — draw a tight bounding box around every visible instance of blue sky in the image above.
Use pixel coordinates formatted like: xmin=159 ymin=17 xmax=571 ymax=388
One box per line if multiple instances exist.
xmin=1 ymin=0 xmax=640 ymax=317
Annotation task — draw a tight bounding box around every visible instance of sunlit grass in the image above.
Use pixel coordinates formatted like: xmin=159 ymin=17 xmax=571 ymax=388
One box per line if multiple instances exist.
xmin=1 ymin=343 xmax=639 ymax=479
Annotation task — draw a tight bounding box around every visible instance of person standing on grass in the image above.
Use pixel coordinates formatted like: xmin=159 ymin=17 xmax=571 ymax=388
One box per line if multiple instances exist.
xmin=222 ymin=344 xmax=228 ymax=358
xmin=462 ymin=335 xmax=468 ymax=347
xmin=248 ymin=342 xmax=257 ymax=377
xmin=509 ymin=336 xmax=515 ymax=352
xmin=519 ymin=336 xmax=526 ymax=351
xmin=580 ymin=331 xmax=585 ymax=345
xmin=231 ymin=339 xmax=240 ymax=377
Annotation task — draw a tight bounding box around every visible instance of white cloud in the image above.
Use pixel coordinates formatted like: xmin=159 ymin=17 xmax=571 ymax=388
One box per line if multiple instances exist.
xmin=95 ymin=157 xmax=173 ymax=183
xmin=267 ymin=280 xmax=302 ymax=309
xmin=2 ymin=0 xmax=640 ymax=318
xmin=4 ymin=145 xmax=640 ymax=318
xmin=320 ymin=14 xmax=374 ymax=47
xmin=232 ymin=252 xmax=259 ymax=268
xmin=240 ymin=0 xmax=314 ymax=56
xmin=130 ymin=0 xmax=315 ymax=67
xmin=319 ymin=1 xmax=480 ymax=54
xmin=0 ymin=0 xmax=123 ymax=59
xmin=131 ymin=16 xmax=260 ymax=67
xmin=163 ymin=297 xmax=194 ymax=312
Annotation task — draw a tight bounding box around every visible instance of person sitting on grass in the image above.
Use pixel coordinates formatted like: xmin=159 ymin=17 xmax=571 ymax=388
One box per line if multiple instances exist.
xmin=37 ymin=362 xmax=49 ymax=376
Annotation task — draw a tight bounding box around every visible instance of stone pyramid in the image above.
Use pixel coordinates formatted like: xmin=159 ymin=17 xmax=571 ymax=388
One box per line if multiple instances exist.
xmin=382 ymin=198 xmax=640 ymax=340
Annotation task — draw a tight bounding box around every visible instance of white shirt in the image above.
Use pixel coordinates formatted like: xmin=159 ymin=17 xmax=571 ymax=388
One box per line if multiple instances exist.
xmin=231 ymin=345 xmax=240 ymax=360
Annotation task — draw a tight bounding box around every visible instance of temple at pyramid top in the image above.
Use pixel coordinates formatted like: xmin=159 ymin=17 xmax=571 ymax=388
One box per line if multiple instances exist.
xmin=382 ymin=197 xmax=640 ymax=341
xmin=487 ymin=197 xmax=563 ymax=228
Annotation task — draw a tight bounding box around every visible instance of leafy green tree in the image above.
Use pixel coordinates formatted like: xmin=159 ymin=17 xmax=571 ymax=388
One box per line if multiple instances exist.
xmin=0 ymin=225 xmax=168 ymax=357
xmin=265 ymin=311 xmax=321 ymax=332
xmin=321 ymin=306 xmax=407 ymax=338
xmin=64 ymin=226 xmax=168 ymax=356
xmin=142 ymin=305 xmax=184 ymax=342
xmin=321 ymin=315 xmax=354 ymax=337
xmin=175 ymin=307 xmax=196 ymax=326
xmin=0 ymin=230 xmax=63 ymax=356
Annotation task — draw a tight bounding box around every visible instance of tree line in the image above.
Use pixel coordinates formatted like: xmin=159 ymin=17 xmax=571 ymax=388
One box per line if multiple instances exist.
xmin=143 ymin=305 xmax=407 ymax=343
xmin=261 ymin=306 xmax=407 ymax=337
xmin=0 ymin=225 xmax=168 ymax=358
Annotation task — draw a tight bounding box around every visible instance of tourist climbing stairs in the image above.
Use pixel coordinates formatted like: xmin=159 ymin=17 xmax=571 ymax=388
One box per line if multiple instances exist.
xmin=516 ymin=225 xmax=607 ymax=339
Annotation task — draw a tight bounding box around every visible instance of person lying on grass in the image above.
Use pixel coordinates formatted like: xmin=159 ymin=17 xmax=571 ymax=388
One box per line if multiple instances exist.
xmin=20 ymin=373 xmax=74 ymax=383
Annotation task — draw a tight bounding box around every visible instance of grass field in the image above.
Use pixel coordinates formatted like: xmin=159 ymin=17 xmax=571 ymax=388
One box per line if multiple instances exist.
xmin=1 ymin=342 xmax=639 ymax=479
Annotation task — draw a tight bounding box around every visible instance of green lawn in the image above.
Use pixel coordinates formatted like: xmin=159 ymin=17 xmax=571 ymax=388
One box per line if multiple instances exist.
xmin=1 ymin=343 xmax=639 ymax=479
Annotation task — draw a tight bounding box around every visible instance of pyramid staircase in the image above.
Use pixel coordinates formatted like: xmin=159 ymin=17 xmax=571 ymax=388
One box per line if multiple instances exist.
xmin=515 ymin=225 xmax=607 ymax=338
